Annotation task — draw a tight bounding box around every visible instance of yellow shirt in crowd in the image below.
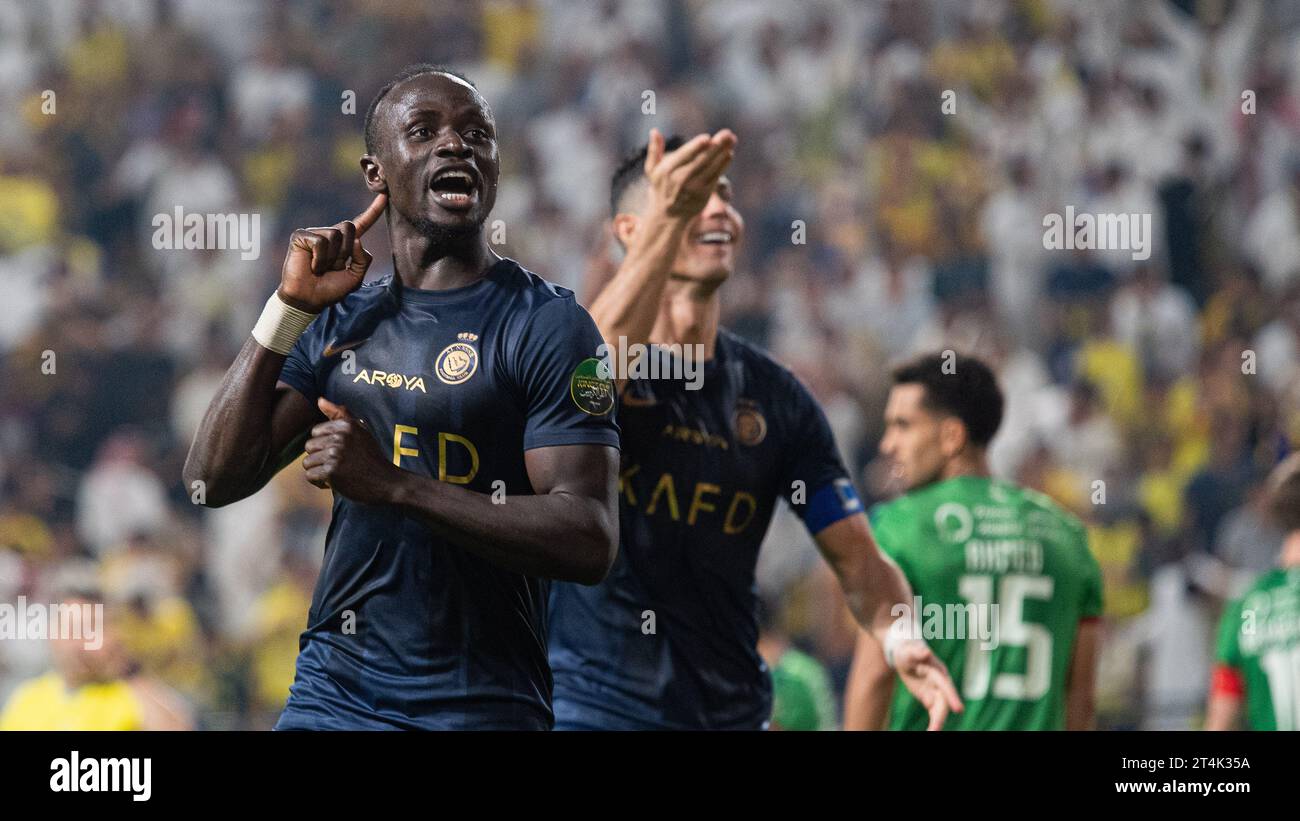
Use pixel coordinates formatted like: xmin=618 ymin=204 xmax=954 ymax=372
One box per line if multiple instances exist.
xmin=0 ymin=672 xmax=144 ymax=731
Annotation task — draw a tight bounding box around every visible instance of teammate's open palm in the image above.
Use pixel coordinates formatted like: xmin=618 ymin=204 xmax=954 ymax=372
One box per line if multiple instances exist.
xmin=644 ymin=127 xmax=737 ymax=219
xmin=894 ymin=638 xmax=964 ymax=731
xmin=278 ymin=193 xmax=387 ymax=313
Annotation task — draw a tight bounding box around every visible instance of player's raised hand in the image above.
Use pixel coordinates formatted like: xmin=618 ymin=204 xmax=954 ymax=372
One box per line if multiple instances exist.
xmin=893 ymin=638 xmax=964 ymax=731
xmin=302 ymin=397 xmax=399 ymax=505
xmin=644 ymin=127 xmax=737 ymax=220
xmin=278 ymin=193 xmax=387 ymax=313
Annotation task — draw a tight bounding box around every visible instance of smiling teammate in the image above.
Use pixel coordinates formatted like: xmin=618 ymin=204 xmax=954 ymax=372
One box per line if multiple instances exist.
xmin=546 ymin=130 xmax=961 ymax=730
xmin=183 ymin=64 xmax=620 ymax=730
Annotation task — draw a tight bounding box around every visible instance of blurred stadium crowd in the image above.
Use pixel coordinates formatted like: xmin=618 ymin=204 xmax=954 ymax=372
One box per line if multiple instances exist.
xmin=1 ymin=0 xmax=1298 ymax=729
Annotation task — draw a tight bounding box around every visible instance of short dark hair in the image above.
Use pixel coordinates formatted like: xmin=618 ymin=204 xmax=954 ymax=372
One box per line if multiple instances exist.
xmin=364 ymin=64 xmax=478 ymax=155
xmin=892 ymin=353 xmax=1004 ymax=447
xmin=610 ymin=134 xmax=686 ymax=216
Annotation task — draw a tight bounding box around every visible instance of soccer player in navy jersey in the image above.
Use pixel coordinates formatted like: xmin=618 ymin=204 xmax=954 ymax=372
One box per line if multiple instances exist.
xmin=183 ymin=65 xmax=621 ymax=730
xmin=547 ymin=130 xmax=962 ymax=730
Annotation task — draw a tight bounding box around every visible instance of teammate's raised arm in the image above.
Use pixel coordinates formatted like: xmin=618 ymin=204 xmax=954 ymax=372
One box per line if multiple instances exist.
xmin=589 ymin=128 xmax=735 ymax=388
xmin=182 ymin=194 xmax=386 ymax=507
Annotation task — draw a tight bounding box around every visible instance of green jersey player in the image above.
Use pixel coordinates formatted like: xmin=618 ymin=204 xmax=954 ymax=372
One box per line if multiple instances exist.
xmin=1206 ymin=454 xmax=1300 ymax=731
xmin=844 ymin=353 xmax=1104 ymax=730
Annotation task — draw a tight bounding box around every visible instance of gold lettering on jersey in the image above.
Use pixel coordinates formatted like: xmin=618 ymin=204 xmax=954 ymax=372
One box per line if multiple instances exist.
xmin=723 ymin=492 xmax=758 ymax=534
xmin=619 ymin=464 xmax=641 ymax=506
xmin=645 ymin=473 xmax=680 ymax=520
xmin=393 ymin=424 xmax=419 ymax=466
xmin=353 ymin=369 xmax=428 ymax=393
xmin=388 ymin=426 xmax=481 ymax=484
xmin=687 ymin=483 xmax=721 ymax=525
xmin=438 ymin=433 xmax=479 ymax=484
xmin=621 ymin=466 xmax=760 ymax=536
xmin=660 ymin=424 xmax=729 ymax=450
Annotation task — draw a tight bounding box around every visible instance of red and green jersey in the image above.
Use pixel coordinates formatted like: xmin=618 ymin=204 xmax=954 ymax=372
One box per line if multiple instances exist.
xmin=870 ymin=476 xmax=1103 ymax=730
xmin=1214 ymin=567 xmax=1300 ymax=730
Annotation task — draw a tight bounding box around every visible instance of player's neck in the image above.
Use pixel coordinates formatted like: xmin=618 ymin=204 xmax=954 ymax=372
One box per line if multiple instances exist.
xmin=940 ymin=450 xmax=990 ymax=482
xmin=651 ymin=279 xmax=722 ymax=358
xmin=391 ymin=227 xmax=497 ymax=291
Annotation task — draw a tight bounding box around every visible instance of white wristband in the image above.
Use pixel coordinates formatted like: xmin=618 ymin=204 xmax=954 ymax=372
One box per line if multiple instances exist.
xmin=883 ymin=617 xmax=917 ymax=670
xmin=252 ymin=292 xmax=318 ymax=355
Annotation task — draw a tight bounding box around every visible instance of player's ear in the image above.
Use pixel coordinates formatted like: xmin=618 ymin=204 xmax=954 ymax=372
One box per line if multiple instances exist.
xmin=360 ymin=155 xmax=388 ymax=194
xmin=939 ymin=417 xmax=967 ymax=458
xmin=611 ymin=212 xmax=639 ymax=249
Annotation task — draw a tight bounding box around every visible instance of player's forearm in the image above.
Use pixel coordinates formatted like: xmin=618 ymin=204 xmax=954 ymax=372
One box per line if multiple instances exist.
xmin=1065 ymin=621 xmax=1101 ymax=730
xmin=843 ymin=631 xmax=895 ymax=730
xmin=1065 ymin=685 xmax=1096 ymax=730
xmin=832 ymin=546 xmax=914 ymax=651
xmin=182 ymin=338 xmax=291 ymax=505
xmin=1204 ymin=694 xmax=1242 ymax=731
xmin=814 ymin=516 xmax=915 ymax=648
xmin=386 ymin=471 xmax=617 ymax=584
xmin=589 ymin=210 xmax=690 ymax=351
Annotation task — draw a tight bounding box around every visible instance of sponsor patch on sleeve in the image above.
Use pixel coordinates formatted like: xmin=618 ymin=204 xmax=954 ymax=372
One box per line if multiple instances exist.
xmin=570 ymin=357 xmax=615 ymax=416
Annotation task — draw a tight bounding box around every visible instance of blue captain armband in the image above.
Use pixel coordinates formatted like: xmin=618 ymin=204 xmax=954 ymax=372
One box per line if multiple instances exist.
xmin=801 ymin=478 xmax=863 ymax=534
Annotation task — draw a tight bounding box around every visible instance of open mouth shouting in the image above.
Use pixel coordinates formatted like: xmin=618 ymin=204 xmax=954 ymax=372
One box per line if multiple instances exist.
xmin=429 ymin=164 xmax=480 ymax=211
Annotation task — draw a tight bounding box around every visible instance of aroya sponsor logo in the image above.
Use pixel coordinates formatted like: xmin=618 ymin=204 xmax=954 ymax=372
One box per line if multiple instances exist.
xmin=353 ymin=369 xmax=426 ymax=393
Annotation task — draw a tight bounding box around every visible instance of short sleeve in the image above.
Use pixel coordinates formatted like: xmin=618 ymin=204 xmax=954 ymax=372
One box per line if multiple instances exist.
xmin=276 ymin=314 xmax=329 ymax=404
xmin=778 ymin=377 xmax=858 ymax=535
xmin=1215 ymin=596 xmax=1244 ymax=668
xmin=513 ymin=297 xmax=620 ymax=452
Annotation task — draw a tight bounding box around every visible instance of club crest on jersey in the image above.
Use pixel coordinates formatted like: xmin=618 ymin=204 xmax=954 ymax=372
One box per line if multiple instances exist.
xmin=353 ymin=369 xmax=427 ymax=393
xmin=732 ymin=400 xmax=767 ymax=446
xmin=570 ymin=357 xmax=614 ymax=416
xmin=436 ymin=334 xmax=479 ymax=385
xmin=934 ymin=502 xmax=974 ymax=543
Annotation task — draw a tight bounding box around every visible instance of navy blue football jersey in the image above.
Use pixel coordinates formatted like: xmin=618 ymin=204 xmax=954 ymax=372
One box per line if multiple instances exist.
xmin=548 ymin=329 xmax=861 ymax=729
xmin=273 ymin=257 xmax=619 ymax=730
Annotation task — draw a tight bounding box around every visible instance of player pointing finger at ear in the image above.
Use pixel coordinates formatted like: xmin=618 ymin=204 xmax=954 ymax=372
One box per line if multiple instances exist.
xmin=278 ymin=193 xmax=388 ymax=314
